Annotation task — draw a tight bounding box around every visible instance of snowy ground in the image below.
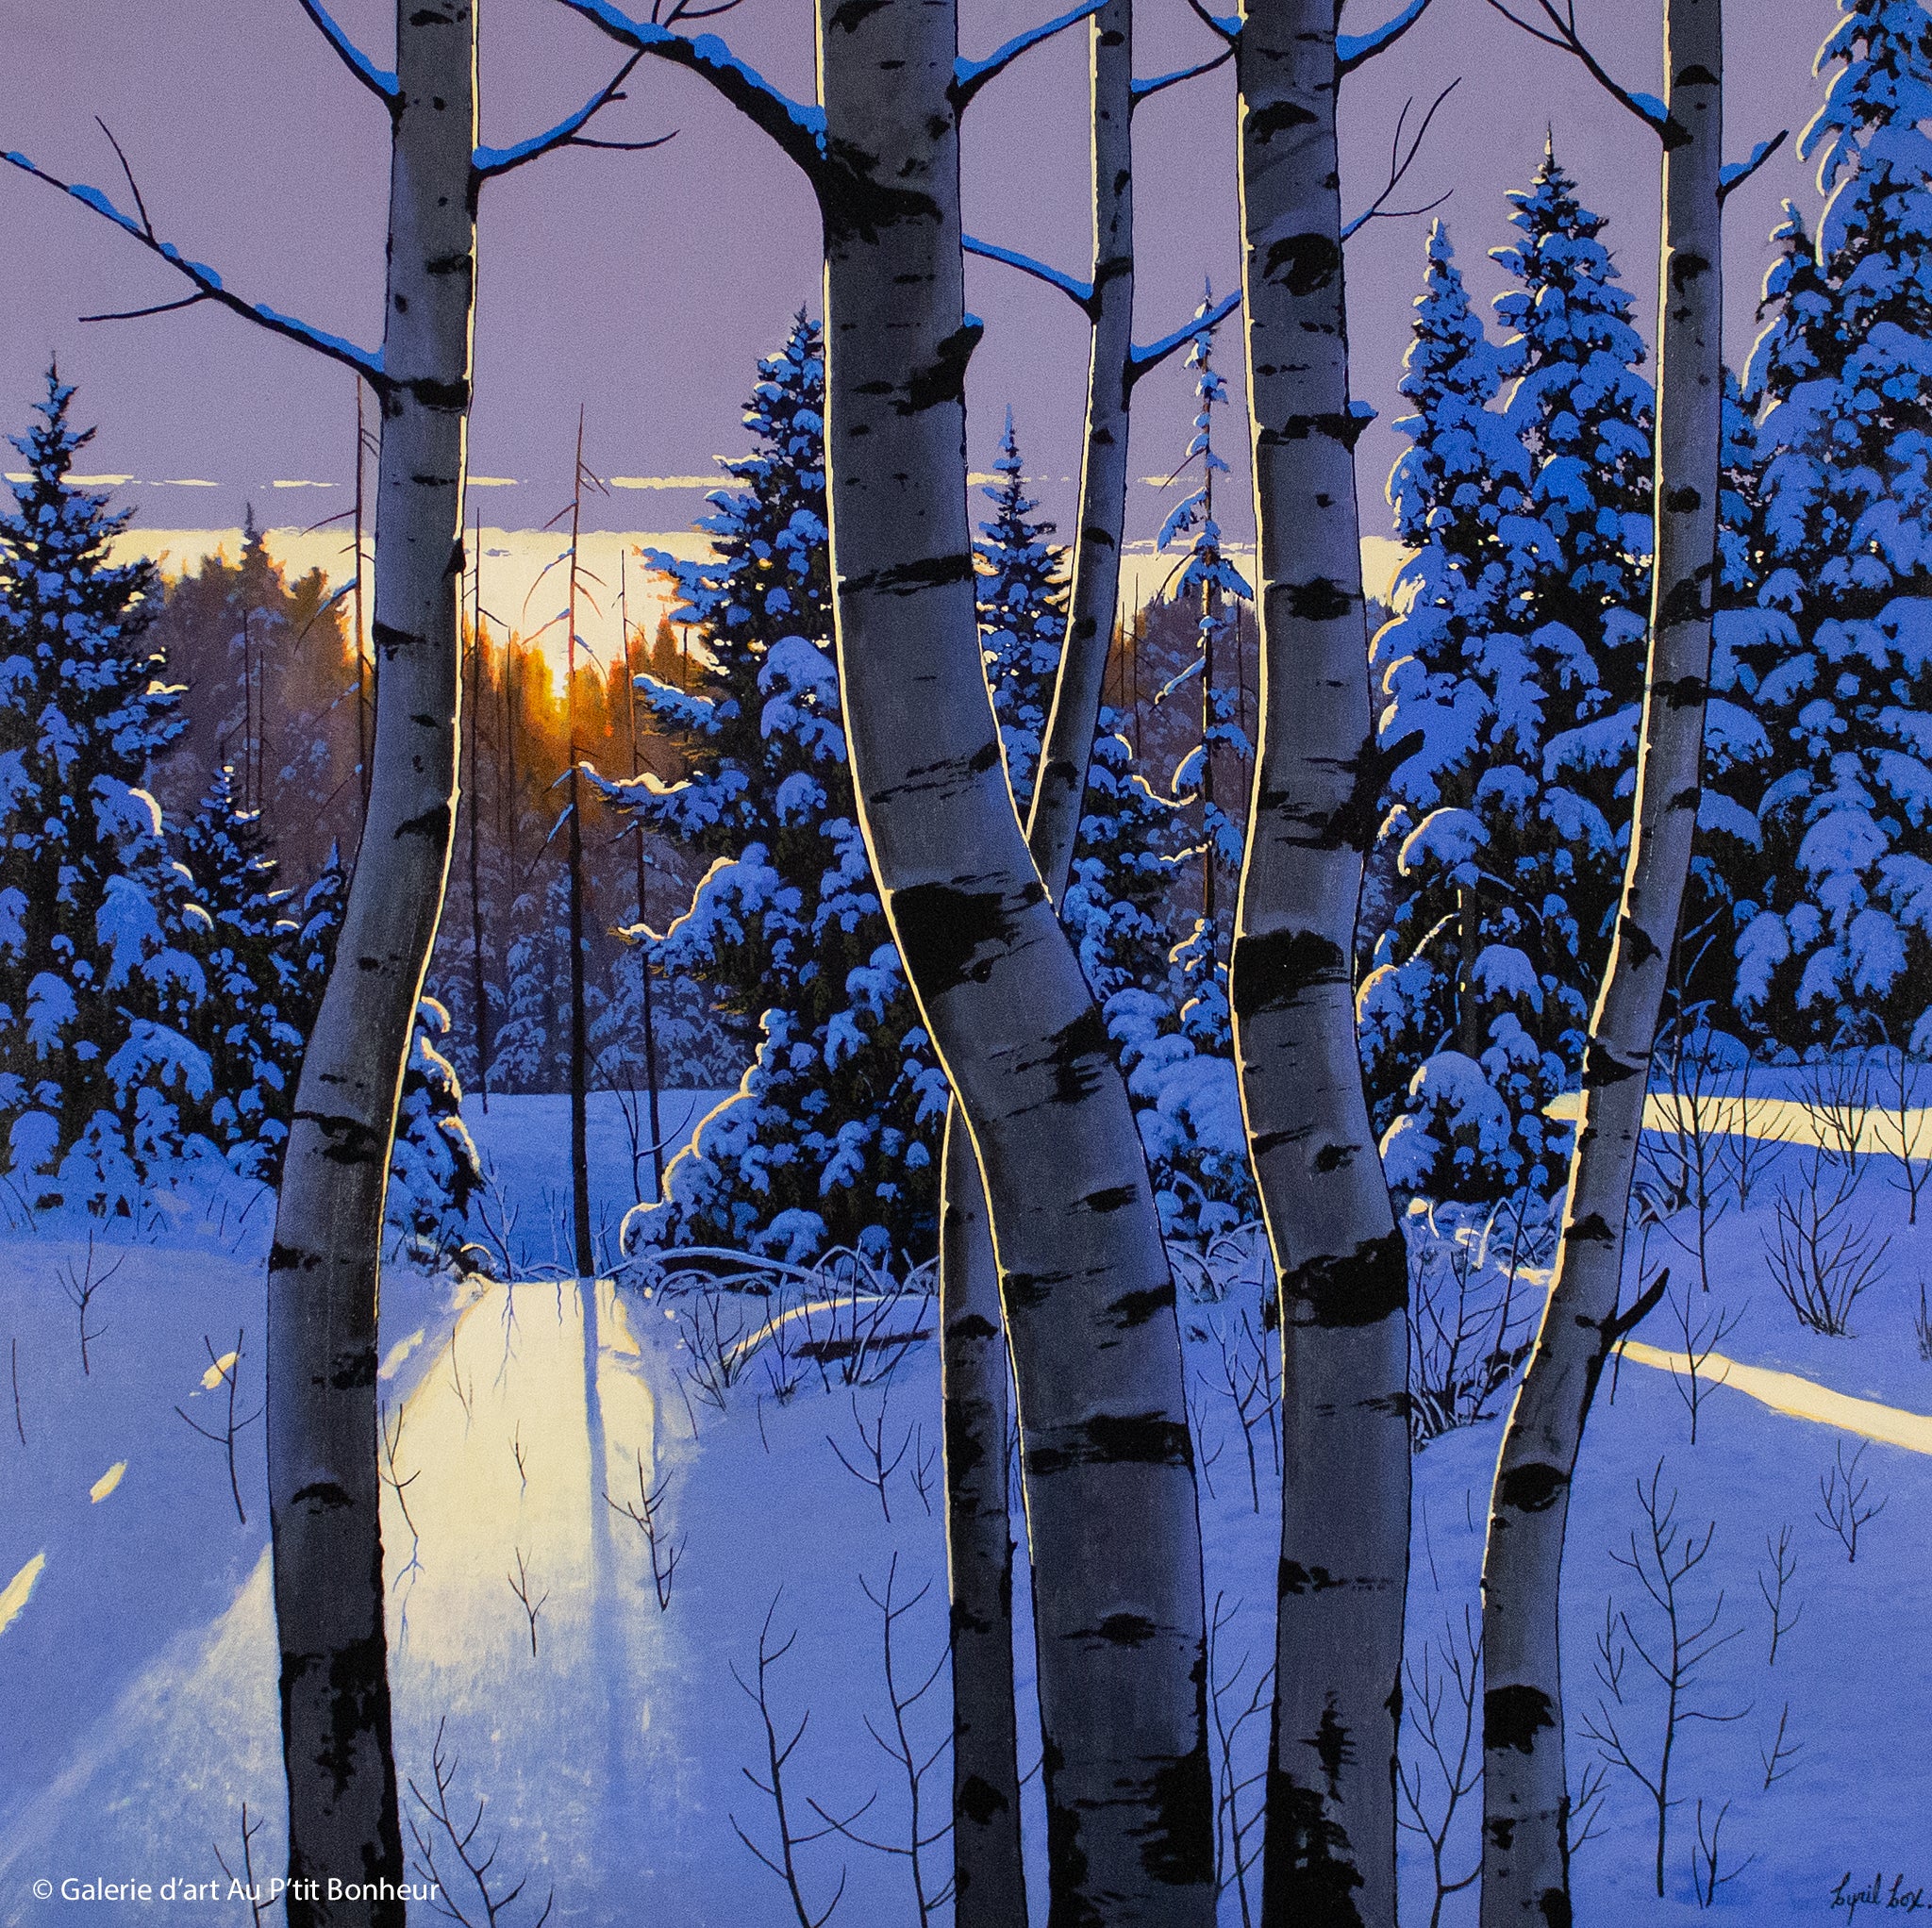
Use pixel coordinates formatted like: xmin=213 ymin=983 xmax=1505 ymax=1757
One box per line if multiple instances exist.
xmin=2 ymin=1077 xmax=1929 ymax=1923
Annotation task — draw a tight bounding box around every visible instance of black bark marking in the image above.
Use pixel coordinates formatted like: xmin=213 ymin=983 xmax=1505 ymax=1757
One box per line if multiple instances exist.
xmin=1664 ymin=485 xmax=1702 ymax=513
xmin=1579 ymin=1043 xmax=1643 ymax=1089
xmin=1497 ymin=1460 xmax=1568 ymax=1515
xmin=1141 ymin=1721 xmax=1215 ymax=1886
xmin=1485 ymin=1682 xmax=1557 ymax=1753
xmin=296 ymin=1110 xmax=386 ymax=1166
xmin=268 ymin=1241 xmax=321 ymax=1274
xmin=1108 ymin=1282 xmax=1175 ymax=1328
xmin=1311 ymin=1703 xmax=1352 ymax=1798
xmin=947 ymin=1310 xmax=1000 ymax=1342
xmin=1675 ymin=64 xmax=1719 ymax=88
xmin=1043 ymin=1004 xmax=1112 ymax=1105
xmin=1261 ymin=410 xmax=1365 ymax=450
xmin=1262 ymin=232 xmax=1342 ymax=295
xmin=408 ymin=374 xmax=471 ymax=410
xmin=291 ymin=1480 xmax=355 ymax=1511
xmin=1281 ymin=1230 xmax=1407 ymax=1329
xmin=968 ymin=738 xmax=1003 ymax=775
xmin=891 ymin=880 xmax=1020 ymax=994
xmin=1284 ymin=574 xmax=1357 ymax=623
xmin=904 ymin=320 xmax=983 ymax=413
xmin=1664 ymin=673 xmax=1708 ymax=709
xmin=1266 ymin=1776 xmax=1366 ymax=1924
xmin=1247 ymin=98 xmax=1318 ymax=141
xmin=958 ymin=1772 xmax=1010 ymax=1825
xmin=1279 ymin=1558 xmax=1346 ymax=1596
xmin=844 ymin=550 xmax=975 ymax=597
xmin=1538 ymin=1886 xmax=1574 ymax=1928
xmin=1079 ymin=1183 xmax=1137 ymax=1214
xmin=828 ymin=0 xmax=889 ymax=30
xmin=1614 ymin=914 xmax=1662 ymax=971
xmin=1028 ymin=1411 xmax=1192 ymax=1476
xmin=1659 ymin=573 xmax=1711 ymax=626
xmin=1093 ymin=1611 xmax=1158 ymax=1646
xmin=1568 ymin=1210 xmax=1616 ymax=1246
xmin=395 ymin=802 xmax=452 ymax=846
xmin=330 ymin=1350 xmax=378 ymax=1391
xmin=1230 ymin=927 xmax=1346 ymax=1021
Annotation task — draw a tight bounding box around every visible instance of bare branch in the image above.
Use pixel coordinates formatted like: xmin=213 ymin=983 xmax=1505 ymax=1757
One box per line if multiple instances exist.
xmin=962 ymin=234 xmax=1094 ymax=312
xmin=1127 ymin=286 xmax=1241 ymax=383
xmin=554 ymin=0 xmax=827 ymax=179
xmin=291 ymin=0 xmax=401 ymax=105
xmin=1182 ymin=0 xmax=1241 ymax=48
xmin=1718 ymin=129 xmax=1789 ymax=204
xmin=475 ymin=51 xmax=672 ymax=176
xmin=79 ymin=291 xmax=213 ymax=324
xmin=1130 ymin=49 xmax=1231 ymax=107
xmin=1341 ymin=78 xmax=1458 ymax=241
xmin=1337 ymin=0 xmax=1434 ymax=75
xmin=1 ymin=143 xmax=385 ymax=386
xmin=953 ymin=0 xmax=1108 ymax=114
xmin=1481 ymin=0 xmax=1667 ymax=133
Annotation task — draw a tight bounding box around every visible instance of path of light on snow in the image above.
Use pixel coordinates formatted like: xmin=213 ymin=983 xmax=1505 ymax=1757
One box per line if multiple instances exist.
xmin=1619 ymin=1338 xmax=1932 ymax=1454
xmin=88 ymin=1461 xmax=126 ymax=1504
xmin=0 ymin=1555 xmax=44 ymax=1637
xmin=0 ymin=1279 xmax=682 ymax=1926
xmin=1545 ymin=1085 xmax=1931 ymax=1154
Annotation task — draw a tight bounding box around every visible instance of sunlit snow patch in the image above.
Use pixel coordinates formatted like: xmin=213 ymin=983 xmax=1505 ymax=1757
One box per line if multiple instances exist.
xmin=89 ymin=1462 xmax=126 ymax=1504
xmin=0 ymin=1553 xmax=45 ymax=1635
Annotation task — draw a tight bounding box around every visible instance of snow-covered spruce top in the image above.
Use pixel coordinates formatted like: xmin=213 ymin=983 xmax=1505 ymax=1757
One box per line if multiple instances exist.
xmin=1723 ymin=0 xmax=1932 ymax=1055
xmin=591 ymin=313 xmax=946 ymax=1269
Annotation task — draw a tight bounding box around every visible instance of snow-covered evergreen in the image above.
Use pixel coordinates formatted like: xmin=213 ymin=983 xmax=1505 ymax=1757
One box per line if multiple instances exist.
xmin=1361 ymin=160 xmax=1655 ymax=1202
xmin=0 ymin=369 xmax=209 ymax=1207
xmin=593 ymin=313 xmax=947 ymax=1267
xmin=974 ymin=408 xmax=1066 ymax=815
xmin=1722 ymin=0 xmax=1932 ymax=1053
xmin=175 ymin=762 xmax=307 ymax=1178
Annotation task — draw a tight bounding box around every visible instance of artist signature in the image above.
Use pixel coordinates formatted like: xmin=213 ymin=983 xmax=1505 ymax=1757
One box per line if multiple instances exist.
xmin=1832 ymin=1873 xmax=1932 ymax=1918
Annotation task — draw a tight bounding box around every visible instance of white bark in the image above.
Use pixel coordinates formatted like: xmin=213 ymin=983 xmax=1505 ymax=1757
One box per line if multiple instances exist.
xmin=265 ymin=7 xmax=475 ymax=1921
xmin=1479 ymin=7 xmax=1724 ymax=1923
xmin=1230 ymin=2 xmax=1409 ymax=1919
xmin=817 ymin=0 xmax=1214 ymax=1914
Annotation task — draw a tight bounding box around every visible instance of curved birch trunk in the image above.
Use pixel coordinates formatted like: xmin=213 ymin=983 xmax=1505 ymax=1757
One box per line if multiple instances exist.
xmin=817 ymin=0 xmax=1213 ymax=1914
xmin=265 ymin=8 xmax=475 ymax=1920
xmin=1229 ymin=4 xmax=1409 ymax=1919
xmin=941 ymin=8 xmax=1139 ymax=1919
xmin=1479 ymin=8 xmax=1724 ymax=1922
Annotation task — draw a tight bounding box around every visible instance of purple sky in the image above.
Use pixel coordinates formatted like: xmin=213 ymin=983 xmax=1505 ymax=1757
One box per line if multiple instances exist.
xmin=0 ymin=0 xmax=1843 ymax=554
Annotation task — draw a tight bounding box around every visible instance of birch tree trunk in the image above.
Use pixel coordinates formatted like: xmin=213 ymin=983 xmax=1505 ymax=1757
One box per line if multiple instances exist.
xmin=818 ymin=0 xmax=1213 ymax=1914
xmin=265 ymin=8 xmax=475 ymax=1920
xmin=941 ymin=8 xmax=1138 ymax=1918
xmin=1479 ymin=8 xmax=1724 ymax=1922
xmin=1229 ymin=3 xmax=1409 ymax=1919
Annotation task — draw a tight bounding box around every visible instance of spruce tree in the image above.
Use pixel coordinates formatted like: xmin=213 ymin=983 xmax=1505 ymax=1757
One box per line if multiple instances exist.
xmin=177 ymin=761 xmax=307 ymax=1177
xmin=593 ymin=312 xmax=948 ymax=1266
xmin=0 ymin=368 xmax=207 ymax=1199
xmin=1724 ymin=0 xmax=1932 ymax=1053
xmin=1362 ymin=163 xmax=1655 ymax=1203
xmin=974 ymin=407 xmax=1066 ymax=814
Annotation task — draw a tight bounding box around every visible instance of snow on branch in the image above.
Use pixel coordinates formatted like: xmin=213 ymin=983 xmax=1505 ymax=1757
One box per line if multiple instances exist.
xmin=1341 ymin=78 xmax=1457 ymax=241
xmin=1719 ymin=129 xmax=1789 ymax=203
xmin=963 ymin=234 xmax=1095 ymax=312
xmin=554 ymin=0 xmax=827 ymax=176
xmin=1128 ymin=286 xmax=1241 ymax=382
xmin=292 ymin=0 xmax=400 ymax=105
xmin=2 ymin=129 xmax=385 ymax=386
xmin=953 ymin=0 xmax=1108 ymax=112
xmin=1131 ymin=49 xmax=1232 ymax=108
xmin=1182 ymin=0 xmax=1241 ymax=48
xmin=474 ymin=50 xmax=675 ymax=175
xmin=1337 ymin=0 xmax=1434 ymax=74
xmin=1481 ymin=0 xmax=1667 ymax=133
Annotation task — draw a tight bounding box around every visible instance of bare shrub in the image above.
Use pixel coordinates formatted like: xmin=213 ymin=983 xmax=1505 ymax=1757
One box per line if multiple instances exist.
xmin=1207 ymin=1594 xmax=1270 ymax=1927
xmin=1407 ymin=1204 xmax=1535 ymax=1448
xmin=1815 ymin=1438 xmax=1886 ymax=1563
xmin=1582 ymin=1463 xmax=1746 ymax=1899
xmin=1396 ymin=1609 xmax=1482 ymax=1928
xmin=1764 ymin=1156 xmax=1888 ymax=1336
xmin=407 ymin=1718 xmax=554 ymax=1925
xmin=607 ymin=1451 xmax=684 ymax=1610
xmin=58 ymin=1233 xmax=121 ymax=1375
xmin=173 ymin=1330 xmax=261 ymax=1525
